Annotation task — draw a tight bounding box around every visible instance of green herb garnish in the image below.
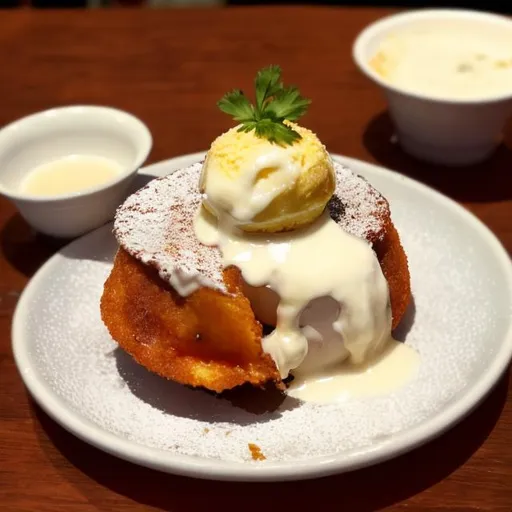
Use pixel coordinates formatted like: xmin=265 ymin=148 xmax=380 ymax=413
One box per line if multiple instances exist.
xmin=217 ymin=65 xmax=311 ymax=146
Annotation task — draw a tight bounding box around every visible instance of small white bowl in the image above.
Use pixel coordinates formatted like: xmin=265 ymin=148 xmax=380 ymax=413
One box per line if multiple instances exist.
xmin=0 ymin=105 xmax=152 ymax=238
xmin=353 ymin=9 xmax=512 ymax=166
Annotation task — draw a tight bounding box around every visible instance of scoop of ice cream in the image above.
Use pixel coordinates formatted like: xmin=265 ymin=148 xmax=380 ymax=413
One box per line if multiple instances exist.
xmin=199 ymin=122 xmax=335 ymax=233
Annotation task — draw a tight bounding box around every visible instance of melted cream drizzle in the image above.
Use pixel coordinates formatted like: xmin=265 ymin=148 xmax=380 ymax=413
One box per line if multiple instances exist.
xmin=201 ymin=148 xmax=301 ymax=223
xmin=288 ymin=339 xmax=419 ymax=403
xmin=194 ymin=207 xmax=394 ymax=379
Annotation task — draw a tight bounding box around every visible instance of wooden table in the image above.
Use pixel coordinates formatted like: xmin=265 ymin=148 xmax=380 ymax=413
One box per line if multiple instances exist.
xmin=0 ymin=7 xmax=510 ymax=511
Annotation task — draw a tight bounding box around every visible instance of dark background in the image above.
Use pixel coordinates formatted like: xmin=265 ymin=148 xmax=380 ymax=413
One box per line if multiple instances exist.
xmin=1 ymin=0 xmax=511 ymax=13
xmin=229 ymin=1 xmax=511 ymax=13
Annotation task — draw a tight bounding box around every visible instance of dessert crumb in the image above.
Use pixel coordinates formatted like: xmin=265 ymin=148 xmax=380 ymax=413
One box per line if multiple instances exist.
xmin=248 ymin=443 xmax=266 ymax=461
xmin=203 ymin=428 xmax=210 ymax=434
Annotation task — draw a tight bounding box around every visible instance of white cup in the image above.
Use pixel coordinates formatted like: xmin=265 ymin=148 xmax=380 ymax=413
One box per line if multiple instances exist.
xmin=0 ymin=105 xmax=152 ymax=238
xmin=353 ymin=9 xmax=512 ymax=166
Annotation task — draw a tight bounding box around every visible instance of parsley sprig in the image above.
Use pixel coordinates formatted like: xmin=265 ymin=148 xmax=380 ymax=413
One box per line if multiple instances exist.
xmin=217 ymin=65 xmax=311 ymax=146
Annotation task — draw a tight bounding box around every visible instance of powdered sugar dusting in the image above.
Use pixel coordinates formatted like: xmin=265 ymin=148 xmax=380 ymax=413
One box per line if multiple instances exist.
xmin=115 ymin=163 xmax=226 ymax=293
xmin=333 ymin=164 xmax=387 ymax=241
xmin=18 ymin=159 xmax=511 ymax=468
xmin=114 ymin=161 xmax=387 ymax=295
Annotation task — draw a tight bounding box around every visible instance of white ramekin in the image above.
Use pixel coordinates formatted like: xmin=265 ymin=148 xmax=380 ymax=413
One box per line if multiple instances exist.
xmin=0 ymin=105 xmax=152 ymax=238
xmin=353 ymin=9 xmax=512 ymax=166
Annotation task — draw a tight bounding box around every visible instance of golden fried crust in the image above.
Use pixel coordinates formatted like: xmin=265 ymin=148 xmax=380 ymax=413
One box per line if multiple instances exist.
xmin=100 ymin=249 xmax=280 ymax=393
xmin=374 ymin=219 xmax=411 ymax=331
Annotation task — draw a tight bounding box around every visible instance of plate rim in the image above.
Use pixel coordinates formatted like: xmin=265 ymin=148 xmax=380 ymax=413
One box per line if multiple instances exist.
xmin=12 ymin=152 xmax=512 ymax=482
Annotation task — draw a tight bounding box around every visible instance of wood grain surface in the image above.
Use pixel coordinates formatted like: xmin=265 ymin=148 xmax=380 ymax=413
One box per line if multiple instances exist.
xmin=0 ymin=7 xmax=511 ymax=512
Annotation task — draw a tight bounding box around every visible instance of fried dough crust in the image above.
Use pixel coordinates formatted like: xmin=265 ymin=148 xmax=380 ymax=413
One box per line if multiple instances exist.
xmin=101 ymin=249 xmax=280 ymax=393
xmin=374 ymin=220 xmax=411 ymax=332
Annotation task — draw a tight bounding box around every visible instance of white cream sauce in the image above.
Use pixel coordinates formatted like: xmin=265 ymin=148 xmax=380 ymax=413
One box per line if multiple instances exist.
xmin=21 ymin=155 xmax=122 ymax=197
xmin=200 ymin=148 xmax=301 ymax=224
xmin=370 ymin=25 xmax=512 ymax=99
xmin=194 ymin=206 xmax=393 ymax=379
xmin=288 ymin=339 xmax=419 ymax=403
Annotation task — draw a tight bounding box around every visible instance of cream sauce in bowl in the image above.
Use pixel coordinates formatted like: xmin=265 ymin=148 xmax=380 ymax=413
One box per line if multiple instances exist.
xmin=21 ymin=155 xmax=123 ymax=197
xmin=370 ymin=24 xmax=512 ymax=99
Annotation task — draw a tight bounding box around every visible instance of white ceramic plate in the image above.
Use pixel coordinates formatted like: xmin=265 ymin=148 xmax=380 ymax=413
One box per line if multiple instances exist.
xmin=12 ymin=153 xmax=512 ymax=482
